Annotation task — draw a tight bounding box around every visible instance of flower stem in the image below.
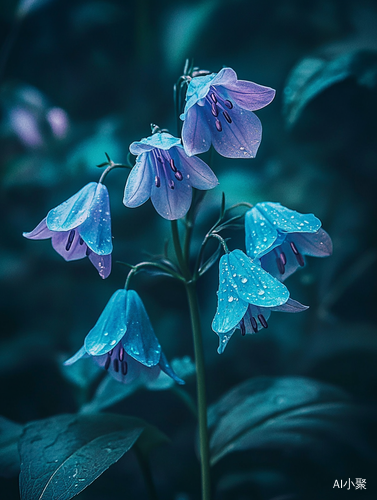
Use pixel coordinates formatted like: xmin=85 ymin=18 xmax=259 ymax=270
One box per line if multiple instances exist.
xmin=171 ymin=220 xmax=190 ymax=279
xmin=185 ymin=280 xmax=211 ymax=500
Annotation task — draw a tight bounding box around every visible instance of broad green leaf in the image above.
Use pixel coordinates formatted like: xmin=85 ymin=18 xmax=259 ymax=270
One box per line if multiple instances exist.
xmin=208 ymin=376 xmax=364 ymax=465
xmin=19 ymin=413 xmax=147 ymax=500
xmin=283 ymin=50 xmax=377 ymax=127
xmin=0 ymin=416 xmax=23 ymax=477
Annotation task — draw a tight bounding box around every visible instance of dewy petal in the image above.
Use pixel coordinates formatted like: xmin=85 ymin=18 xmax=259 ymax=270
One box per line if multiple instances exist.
xmin=172 ymin=146 xmax=218 ymax=190
xmin=216 ymin=327 xmax=237 ymax=355
xmin=212 ymin=254 xmax=249 ymax=335
xmin=123 ymin=290 xmax=161 ymax=367
xmin=129 ymin=133 xmax=181 ymax=155
xmin=181 ymin=72 xmax=217 ymax=118
xmin=291 ymin=228 xmax=333 ymax=257
xmin=245 ymin=207 xmax=280 ymax=259
xmin=255 ymin=202 xmax=321 ymax=234
xmin=228 ymin=250 xmax=290 ymax=306
xmin=88 ymin=252 xmax=111 ymax=279
xmin=259 ymin=239 xmax=302 ymax=281
xmin=123 ymin=152 xmax=153 ymax=208
xmin=63 ymin=345 xmax=88 ymax=365
xmin=270 ymin=298 xmax=309 ymax=312
xmin=210 ymin=67 xmax=238 ymax=87
xmin=181 ymin=104 xmax=213 ymax=156
xmin=204 ymin=103 xmax=262 ymax=158
xmin=51 ymin=230 xmax=87 ymax=261
xmin=159 ymin=352 xmax=185 ymax=385
xmin=78 ymin=183 xmax=112 ymax=255
xmin=46 ymin=182 xmax=97 ymax=231
xmin=222 ymin=80 xmax=276 ymax=111
xmin=85 ymin=289 xmax=128 ymax=356
xmin=23 ymin=217 xmax=55 ymax=240
xmin=150 ymin=160 xmax=193 ymax=221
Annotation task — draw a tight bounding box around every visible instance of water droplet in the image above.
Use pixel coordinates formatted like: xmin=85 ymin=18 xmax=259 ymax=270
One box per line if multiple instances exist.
xmin=110 ymin=340 xmax=116 ymax=345
xmin=228 ymin=296 xmax=234 ymax=302
xmin=241 ymin=277 xmax=248 ymax=283
xmin=258 ymin=290 xmax=265 ymax=295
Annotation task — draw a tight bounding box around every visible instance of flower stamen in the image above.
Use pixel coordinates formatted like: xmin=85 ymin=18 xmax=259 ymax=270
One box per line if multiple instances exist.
xmin=240 ymin=319 xmax=246 ymax=336
xmin=223 ymin=111 xmax=232 ymax=123
xmin=121 ymin=361 xmax=128 ymax=376
xmin=290 ymin=241 xmax=304 ymax=266
xmin=113 ymin=359 xmax=119 ymax=372
xmin=258 ymin=314 xmax=268 ymax=328
xmin=104 ymin=354 xmax=111 ymax=370
xmin=215 ymin=119 xmax=222 ymax=132
xmin=65 ymin=230 xmax=75 ymax=251
xmin=119 ymin=346 xmax=124 ymax=361
xmin=250 ymin=316 xmax=258 ymax=333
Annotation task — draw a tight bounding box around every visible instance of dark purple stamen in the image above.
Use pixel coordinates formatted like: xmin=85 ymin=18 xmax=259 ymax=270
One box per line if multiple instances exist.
xmin=79 ymin=237 xmax=84 ymax=245
xmin=210 ymin=92 xmax=217 ymax=103
xmin=175 ymin=171 xmax=183 ymax=181
xmin=119 ymin=347 xmax=124 ymax=362
xmin=280 ymin=251 xmax=287 ymax=265
xmin=240 ymin=319 xmax=246 ymax=336
xmin=86 ymin=247 xmax=91 ymax=257
xmin=155 ymin=175 xmax=161 ymax=188
xmin=169 ymin=159 xmax=177 ymax=172
xmin=250 ymin=316 xmax=258 ymax=333
xmin=121 ymin=361 xmax=128 ymax=376
xmin=157 ymin=156 xmax=163 ymax=163
xmin=65 ymin=230 xmax=75 ymax=251
xmin=276 ymin=257 xmax=285 ymax=275
xmin=290 ymin=242 xmax=304 ymax=266
xmin=258 ymin=314 xmax=268 ymax=329
xmin=225 ymin=99 xmax=233 ymax=109
xmin=104 ymin=355 xmax=111 ymax=370
xmin=215 ymin=119 xmax=222 ymax=132
xmin=211 ymin=103 xmax=219 ymax=117
xmin=113 ymin=359 xmax=119 ymax=372
xmin=169 ymin=180 xmax=175 ymax=190
xmin=223 ymin=111 xmax=232 ymax=123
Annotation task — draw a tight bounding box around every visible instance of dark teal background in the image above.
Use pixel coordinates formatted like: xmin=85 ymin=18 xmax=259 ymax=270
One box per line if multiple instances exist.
xmin=0 ymin=0 xmax=376 ymax=498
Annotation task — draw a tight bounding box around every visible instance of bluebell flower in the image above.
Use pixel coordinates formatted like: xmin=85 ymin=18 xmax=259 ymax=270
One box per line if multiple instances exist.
xmin=245 ymin=202 xmax=332 ymax=280
xmin=212 ymin=250 xmax=308 ymax=353
xmin=64 ymin=289 xmax=185 ymax=385
xmin=180 ymin=67 xmax=275 ymax=158
xmin=123 ymin=132 xmax=218 ymax=220
xmin=23 ymin=182 xmax=112 ymax=279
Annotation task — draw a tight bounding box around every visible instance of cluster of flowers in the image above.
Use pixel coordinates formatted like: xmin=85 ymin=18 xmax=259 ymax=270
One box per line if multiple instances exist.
xmin=23 ymin=66 xmax=331 ymax=385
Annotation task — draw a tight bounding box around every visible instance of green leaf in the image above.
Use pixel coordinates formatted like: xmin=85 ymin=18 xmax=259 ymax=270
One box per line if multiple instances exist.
xmin=208 ymin=376 xmax=364 ymax=465
xmin=283 ymin=50 xmax=377 ymax=128
xmin=19 ymin=413 xmax=147 ymax=500
xmin=0 ymin=416 xmax=23 ymax=478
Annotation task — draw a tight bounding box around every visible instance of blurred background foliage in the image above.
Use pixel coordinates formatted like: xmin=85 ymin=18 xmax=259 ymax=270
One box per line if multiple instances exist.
xmin=0 ymin=0 xmax=377 ymax=498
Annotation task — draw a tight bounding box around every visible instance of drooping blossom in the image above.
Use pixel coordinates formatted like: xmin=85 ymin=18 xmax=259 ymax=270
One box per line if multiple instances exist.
xmin=245 ymin=202 xmax=332 ymax=280
xmin=64 ymin=289 xmax=185 ymax=385
xmin=212 ymin=250 xmax=308 ymax=353
xmin=180 ymin=67 xmax=275 ymax=158
xmin=23 ymin=182 xmax=112 ymax=279
xmin=123 ymin=132 xmax=218 ymax=220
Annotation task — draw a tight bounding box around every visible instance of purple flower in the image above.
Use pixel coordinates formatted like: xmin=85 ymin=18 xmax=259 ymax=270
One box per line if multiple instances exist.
xmin=123 ymin=132 xmax=218 ymax=220
xmin=245 ymin=202 xmax=332 ymax=280
xmin=23 ymin=182 xmax=112 ymax=279
xmin=64 ymin=289 xmax=185 ymax=386
xmin=212 ymin=250 xmax=307 ymax=353
xmin=180 ymin=67 xmax=275 ymax=158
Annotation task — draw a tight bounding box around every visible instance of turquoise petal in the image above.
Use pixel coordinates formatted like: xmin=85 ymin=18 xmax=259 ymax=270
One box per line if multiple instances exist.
xmin=130 ymin=132 xmax=181 ymax=155
xmin=245 ymin=206 xmax=279 ymax=258
xmin=211 ymin=253 xmax=248 ymax=335
xmin=123 ymin=290 xmax=161 ymax=367
xmin=46 ymin=182 xmax=97 ymax=231
xmin=79 ymin=183 xmax=112 ymax=255
xmin=85 ymin=289 xmax=128 ymax=356
xmin=159 ymin=352 xmax=185 ymax=385
xmin=181 ymin=72 xmax=217 ymax=119
xmin=63 ymin=345 xmax=88 ymax=365
xmin=256 ymin=202 xmax=321 ymax=234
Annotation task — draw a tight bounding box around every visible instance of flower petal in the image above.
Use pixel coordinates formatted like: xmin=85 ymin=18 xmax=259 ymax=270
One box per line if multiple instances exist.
xmin=291 ymin=228 xmax=333 ymax=257
xmin=79 ymin=183 xmax=112 ymax=255
xmin=181 ymin=104 xmax=212 ymax=156
xmin=181 ymin=72 xmax=217 ymax=118
xmin=228 ymin=250 xmax=290 ymax=307
xmin=88 ymin=251 xmax=112 ymax=279
xmin=85 ymin=289 xmax=128 ymax=356
xmin=255 ymin=202 xmax=321 ymax=234
xmin=51 ymin=229 xmax=88 ymax=261
xmin=63 ymin=345 xmax=89 ymax=365
xmin=243 ymin=304 xmax=272 ymax=334
xmin=23 ymin=218 xmax=54 ymax=240
xmin=172 ymin=146 xmax=218 ymax=190
xmin=123 ymin=290 xmax=161 ymax=367
xmin=150 ymin=162 xmax=193 ymax=220
xmin=159 ymin=352 xmax=185 ymax=385
xmin=211 ymin=67 xmax=238 ymax=87
xmin=216 ymin=327 xmax=237 ymax=355
xmin=123 ymin=152 xmax=154 ymax=208
xmin=212 ymin=253 xmax=249 ymax=335
xmin=270 ymin=298 xmax=309 ymax=312
xmin=222 ymin=80 xmax=276 ymax=111
xmin=205 ymin=103 xmax=262 ymax=158
xmin=245 ymin=206 xmax=279 ymax=259
xmin=129 ymin=133 xmax=181 ymax=155
xmin=46 ymin=182 xmax=97 ymax=231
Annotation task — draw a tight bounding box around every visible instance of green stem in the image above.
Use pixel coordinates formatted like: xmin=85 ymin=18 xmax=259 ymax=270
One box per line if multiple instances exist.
xmin=171 ymin=220 xmax=190 ymax=279
xmin=185 ymin=281 xmax=211 ymax=500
